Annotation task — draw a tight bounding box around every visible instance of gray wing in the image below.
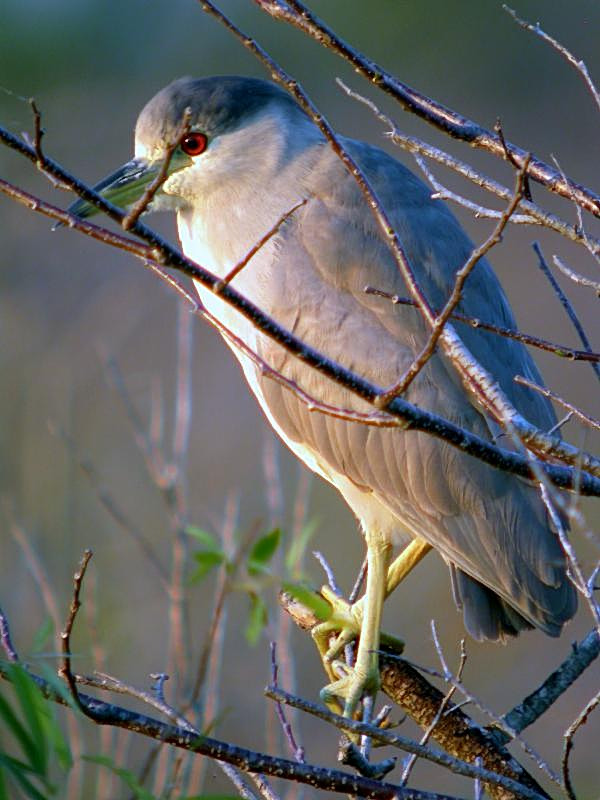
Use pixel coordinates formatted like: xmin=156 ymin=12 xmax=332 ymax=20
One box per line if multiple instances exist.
xmin=252 ymin=138 xmax=576 ymax=640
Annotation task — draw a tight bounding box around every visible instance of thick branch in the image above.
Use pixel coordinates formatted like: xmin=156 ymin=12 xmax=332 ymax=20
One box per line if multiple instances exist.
xmin=254 ymin=0 xmax=600 ymax=217
xmin=1 ymin=128 xmax=599 ymax=495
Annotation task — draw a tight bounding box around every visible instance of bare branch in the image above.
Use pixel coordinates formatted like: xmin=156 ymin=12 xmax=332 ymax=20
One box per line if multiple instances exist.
xmin=253 ymin=0 xmax=600 ymax=217
xmin=553 ymin=254 xmax=600 ymax=294
xmin=336 ymin=77 xmax=600 ymax=257
xmin=122 ymin=107 xmax=192 ymax=229
xmin=364 ymin=286 xmax=600 ymax=364
xmin=59 ymin=550 xmax=94 ymax=716
xmin=504 ymin=5 xmax=600 ymax=114
xmin=378 ymin=156 xmax=530 ymax=403
xmin=0 ymin=659 xmax=466 ymax=800
xmin=266 ymin=685 xmax=548 ymax=800
xmin=503 ymin=628 xmax=600 ymax=734
xmin=562 ymin=689 xmax=600 ymax=800
xmin=215 ymin=198 xmax=308 ymax=290
xmin=514 ymin=376 xmax=600 ymax=432
xmin=532 ymin=242 xmax=600 ymax=383
xmin=0 ymin=607 xmax=19 ymax=663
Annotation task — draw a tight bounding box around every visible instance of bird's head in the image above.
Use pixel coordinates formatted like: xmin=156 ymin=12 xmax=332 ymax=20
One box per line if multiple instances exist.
xmin=66 ymin=75 xmax=315 ymax=222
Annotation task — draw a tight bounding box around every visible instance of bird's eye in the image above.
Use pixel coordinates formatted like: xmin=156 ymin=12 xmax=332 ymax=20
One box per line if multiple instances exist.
xmin=181 ymin=132 xmax=208 ymax=156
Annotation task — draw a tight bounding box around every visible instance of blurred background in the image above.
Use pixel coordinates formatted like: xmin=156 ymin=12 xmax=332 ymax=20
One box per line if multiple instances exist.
xmin=1 ymin=1 xmax=599 ymax=797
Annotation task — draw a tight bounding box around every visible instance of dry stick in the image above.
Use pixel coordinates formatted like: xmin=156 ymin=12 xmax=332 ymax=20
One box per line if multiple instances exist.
xmin=503 ymin=5 xmax=600 ymax=115
xmin=73 ymin=671 xmax=198 ymax=735
xmin=379 ymin=158 xmax=529 ymax=404
xmin=336 ymin=77 xmax=600 ymax=258
xmin=1 ymin=134 xmax=599 ymax=495
xmin=122 ymin=107 xmax=192 ymax=230
xmin=216 ymin=198 xmax=308 ymax=290
xmin=0 ymin=661 xmax=465 ymax=800
xmin=255 ymin=0 xmax=600 ymax=217
xmin=553 ymin=255 xmax=600 ymax=294
xmin=265 ymin=686 xmax=547 ymax=800
xmin=540 ymin=484 xmax=600 ymax=632
xmin=0 ymin=607 xmax=19 ymax=662
xmin=515 ymin=375 xmax=600 ymax=432
xmin=271 ymin=642 xmax=305 ymax=763
xmin=399 ymin=641 xmax=466 ymax=787
xmin=364 ymin=286 xmax=600 ymax=364
xmin=532 ymin=242 xmax=600 ymax=384
xmin=562 ymin=689 xmax=600 ymax=800
xmin=428 ymin=621 xmax=561 ymax=789
xmin=503 ymin=627 xmax=600 ymax=735
xmin=59 ymin=551 xmax=94 ymax=713
xmin=280 ymin=594 xmax=550 ymax=800
xmin=198 ymin=0 xmax=600 ymax=482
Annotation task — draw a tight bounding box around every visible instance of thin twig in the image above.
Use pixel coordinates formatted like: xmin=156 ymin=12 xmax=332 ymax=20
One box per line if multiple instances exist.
xmin=73 ymin=671 xmax=198 ymax=735
xmin=1 ymin=118 xmax=600 ymax=493
xmin=122 ymin=108 xmax=192 ymax=229
xmin=254 ymin=0 xmax=600 ymax=216
xmin=378 ymin=156 xmax=530 ymax=403
xmin=215 ymin=198 xmax=308 ymax=290
xmin=515 ymin=375 xmax=600 ymax=431
xmin=553 ymin=254 xmax=600 ymax=294
xmin=429 ymin=620 xmax=561 ymax=787
xmin=271 ymin=642 xmax=305 ymax=762
xmin=0 ymin=607 xmax=19 ymax=662
xmin=562 ymin=689 xmax=600 ymax=800
xmin=400 ymin=640 xmax=467 ymax=786
xmin=336 ymin=77 xmax=600 ymax=257
xmin=504 ymin=5 xmax=600 ymax=114
xmin=532 ymin=241 xmax=600 ymax=383
xmin=59 ymin=550 xmax=94 ymax=715
xmin=502 ymin=628 xmax=600 ymax=734
xmin=364 ymin=286 xmax=600 ymax=363
xmin=265 ymin=686 xmax=547 ymax=800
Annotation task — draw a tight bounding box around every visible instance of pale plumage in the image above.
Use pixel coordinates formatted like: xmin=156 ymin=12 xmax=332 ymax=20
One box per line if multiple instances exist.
xmin=71 ymin=76 xmax=577 ymax=649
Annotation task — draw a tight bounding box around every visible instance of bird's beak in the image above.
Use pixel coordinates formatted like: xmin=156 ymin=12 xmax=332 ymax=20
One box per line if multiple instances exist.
xmin=65 ymin=149 xmax=191 ymax=221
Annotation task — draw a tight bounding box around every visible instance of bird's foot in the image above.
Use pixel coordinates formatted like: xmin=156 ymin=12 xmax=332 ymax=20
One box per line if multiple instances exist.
xmin=320 ymin=656 xmax=380 ymax=718
xmin=311 ymin=586 xmax=404 ymax=718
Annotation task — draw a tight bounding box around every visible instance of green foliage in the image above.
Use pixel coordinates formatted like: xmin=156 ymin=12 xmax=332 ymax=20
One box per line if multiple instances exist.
xmin=0 ymin=663 xmax=72 ymax=800
xmin=187 ymin=526 xmax=227 ymax=583
xmin=282 ymin=582 xmax=332 ymax=622
xmin=244 ymin=594 xmax=268 ymax=646
xmin=247 ymin=528 xmax=280 ymax=576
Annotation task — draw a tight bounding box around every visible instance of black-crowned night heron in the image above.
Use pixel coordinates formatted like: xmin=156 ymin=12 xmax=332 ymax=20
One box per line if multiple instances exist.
xmin=69 ymin=76 xmax=577 ymax=714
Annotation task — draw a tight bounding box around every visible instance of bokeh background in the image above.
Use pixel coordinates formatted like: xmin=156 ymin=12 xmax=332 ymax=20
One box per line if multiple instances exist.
xmin=1 ymin=1 xmax=599 ymax=797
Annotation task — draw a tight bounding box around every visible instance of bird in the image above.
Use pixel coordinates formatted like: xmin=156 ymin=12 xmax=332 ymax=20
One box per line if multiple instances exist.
xmin=68 ymin=75 xmax=577 ymax=714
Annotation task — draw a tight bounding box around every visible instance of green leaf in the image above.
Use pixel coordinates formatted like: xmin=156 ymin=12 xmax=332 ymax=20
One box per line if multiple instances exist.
xmin=185 ymin=526 xmax=219 ymax=548
xmin=190 ymin=550 xmax=225 ymax=582
xmin=247 ymin=528 xmax=281 ymax=575
xmin=245 ymin=594 xmax=267 ymax=645
xmin=282 ymin=582 xmax=332 ymax=621
xmin=0 ymin=688 xmax=36 ymax=773
xmin=5 ymin=664 xmax=47 ymax=775
xmin=0 ymin=754 xmax=48 ymax=800
xmin=84 ymin=756 xmax=156 ymax=800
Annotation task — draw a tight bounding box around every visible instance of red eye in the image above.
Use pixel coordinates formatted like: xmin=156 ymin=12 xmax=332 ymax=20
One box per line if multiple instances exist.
xmin=181 ymin=132 xmax=208 ymax=156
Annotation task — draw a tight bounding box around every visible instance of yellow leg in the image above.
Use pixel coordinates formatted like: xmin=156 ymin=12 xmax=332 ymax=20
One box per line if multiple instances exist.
xmin=311 ymin=536 xmax=432 ymax=715
xmin=385 ymin=537 xmax=432 ymax=598
xmin=318 ymin=529 xmax=391 ymax=716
